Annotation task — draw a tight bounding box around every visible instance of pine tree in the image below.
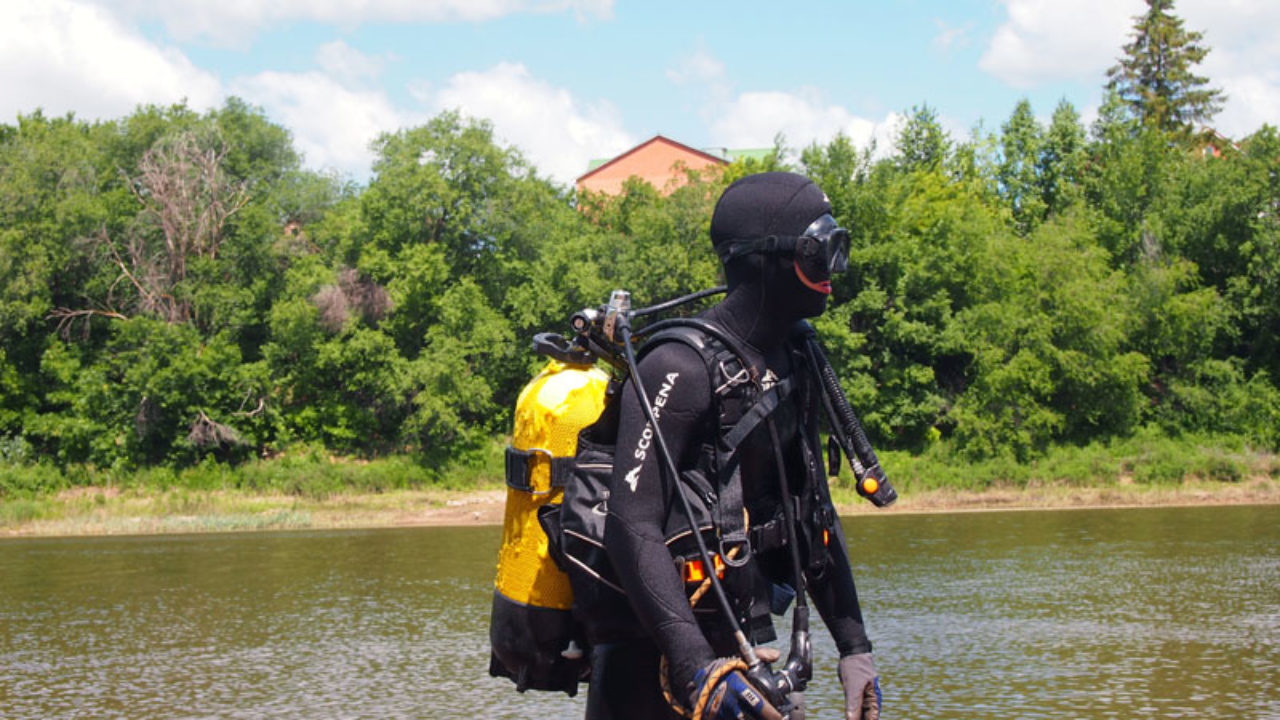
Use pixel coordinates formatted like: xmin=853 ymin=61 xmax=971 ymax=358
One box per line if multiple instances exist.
xmin=896 ymin=104 xmax=950 ymax=172
xmin=999 ymin=99 xmax=1046 ymax=231
xmin=1105 ymin=0 xmax=1224 ymax=138
xmin=1038 ymin=100 xmax=1086 ymax=215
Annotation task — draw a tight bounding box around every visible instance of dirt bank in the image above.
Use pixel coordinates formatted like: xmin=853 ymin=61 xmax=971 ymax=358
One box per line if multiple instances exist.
xmin=5 ymin=477 xmax=1275 ymax=538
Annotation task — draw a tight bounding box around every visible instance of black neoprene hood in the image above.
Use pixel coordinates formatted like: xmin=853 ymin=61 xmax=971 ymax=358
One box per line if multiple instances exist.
xmin=710 ymin=172 xmax=833 ymax=254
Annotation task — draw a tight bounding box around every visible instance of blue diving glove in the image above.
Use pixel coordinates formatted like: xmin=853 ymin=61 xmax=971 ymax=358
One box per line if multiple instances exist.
xmin=837 ymin=653 xmax=881 ymax=720
xmin=689 ymin=659 xmax=784 ymax=720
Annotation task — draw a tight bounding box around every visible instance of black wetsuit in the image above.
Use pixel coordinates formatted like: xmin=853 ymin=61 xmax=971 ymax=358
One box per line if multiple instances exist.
xmin=586 ymin=279 xmax=872 ymax=720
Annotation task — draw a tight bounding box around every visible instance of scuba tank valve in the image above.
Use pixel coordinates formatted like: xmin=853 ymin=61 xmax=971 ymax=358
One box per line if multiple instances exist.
xmin=602 ymin=290 xmax=631 ymax=343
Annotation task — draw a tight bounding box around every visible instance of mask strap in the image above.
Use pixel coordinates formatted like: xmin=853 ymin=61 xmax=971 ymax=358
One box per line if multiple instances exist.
xmin=718 ymin=236 xmax=796 ymax=264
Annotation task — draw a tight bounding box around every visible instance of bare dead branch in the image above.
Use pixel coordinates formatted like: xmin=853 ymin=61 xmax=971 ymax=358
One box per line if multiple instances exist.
xmin=98 ymin=227 xmax=157 ymax=309
xmin=188 ymin=410 xmax=244 ymax=448
xmin=48 ymin=307 xmax=128 ymax=340
xmin=235 ymin=397 xmax=266 ymax=418
xmin=65 ymin=130 xmax=251 ymax=333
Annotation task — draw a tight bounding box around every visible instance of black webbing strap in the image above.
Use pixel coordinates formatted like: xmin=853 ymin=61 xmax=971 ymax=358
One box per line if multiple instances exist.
xmin=635 ymin=323 xmax=799 ymax=567
xmin=721 ymin=378 xmax=792 ymax=451
xmin=504 ymin=446 xmax=575 ymax=493
xmin=714 ymin=377 xmax=793 ymax=566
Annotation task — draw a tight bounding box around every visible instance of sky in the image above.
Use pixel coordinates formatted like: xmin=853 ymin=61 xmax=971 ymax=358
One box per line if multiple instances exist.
xmin=3 ymin=0 xmax=1278 ymax=186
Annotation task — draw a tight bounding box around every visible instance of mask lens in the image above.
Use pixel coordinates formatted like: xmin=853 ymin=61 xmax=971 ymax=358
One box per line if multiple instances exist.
xmin=828 ymin=229 xmax=850 ymax=273
xmin=800 ymin=214 xmax=850 ymax=273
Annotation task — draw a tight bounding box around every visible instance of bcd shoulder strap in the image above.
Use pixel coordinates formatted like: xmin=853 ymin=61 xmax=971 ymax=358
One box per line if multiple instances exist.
xmin=639 ymin=323 xmax=794 ymax=567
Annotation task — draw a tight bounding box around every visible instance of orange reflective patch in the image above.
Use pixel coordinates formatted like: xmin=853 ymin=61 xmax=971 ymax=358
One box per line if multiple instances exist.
xmin=683 ymin=555 xmax=726 ymax=583
xmin=684 ymin=560 xmax=706 ymax=583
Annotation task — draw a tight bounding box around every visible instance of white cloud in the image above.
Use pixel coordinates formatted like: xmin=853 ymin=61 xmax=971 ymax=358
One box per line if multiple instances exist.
xmin=315 ymin=41 xmax=390 ymax=84
xmin=1180 ymin=0 xmax=1280 ymax=137
xmin=230 ymin=70 xmax=420 ymax=176
xmin=671 ymin=45 xmax=901 ymax=162
xmin=103 ymin=0 xmax=614 ymax=45
xmin=664 ymin=42 xmax=735 ymax=129
xmin=666 ymin=46 xmax=727 ymax=88
xmin=981 ymin=0 xmax=1280 ymax=137
xmin=932 ymin=18 xmax=974 ymax=53
xmin=0 ymin=0 xmax=222 ymax=122
xmin=979 ymin=0 xmax=1139 ymax=88
xmin=0 ymin=0 xmax=624 ymax=183
xmin=234 ymin=60 xmax=635 ymax=184
xmin=426 ymin=62 xmax=634 ymax=184
xmin=709 ymin=89 xmax=900 ymax=160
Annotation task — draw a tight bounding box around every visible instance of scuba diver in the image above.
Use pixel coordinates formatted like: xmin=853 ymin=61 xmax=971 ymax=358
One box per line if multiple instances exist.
xmin=589 ymin=172 xmax=881 ymax=720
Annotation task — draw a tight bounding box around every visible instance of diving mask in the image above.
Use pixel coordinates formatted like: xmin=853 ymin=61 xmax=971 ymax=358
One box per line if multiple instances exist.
xmin=793 ymin=213 xmax=850 ymax=274
xmin=716 ymin=213 xmax=851 ymax=294
xmin=716 ymin=213 xmax=850 ymax=273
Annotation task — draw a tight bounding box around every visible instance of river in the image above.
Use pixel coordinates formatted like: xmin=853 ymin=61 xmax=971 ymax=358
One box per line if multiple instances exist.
xmin=1 ymin=505 xmax=1276 ymax=719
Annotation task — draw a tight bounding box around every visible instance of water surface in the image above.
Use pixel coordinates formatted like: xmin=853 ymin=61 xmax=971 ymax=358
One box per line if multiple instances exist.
xmin=1 ymin=505 xmax=1276 ymax=719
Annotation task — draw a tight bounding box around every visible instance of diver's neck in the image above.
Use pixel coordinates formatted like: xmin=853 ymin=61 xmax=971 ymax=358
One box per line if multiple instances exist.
xmin=707 ymin=284 xmax=797 ymax=354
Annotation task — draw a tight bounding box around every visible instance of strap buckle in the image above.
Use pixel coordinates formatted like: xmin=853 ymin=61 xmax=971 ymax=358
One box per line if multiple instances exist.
xmin=504 ymin=446 xmax=559 ymax=494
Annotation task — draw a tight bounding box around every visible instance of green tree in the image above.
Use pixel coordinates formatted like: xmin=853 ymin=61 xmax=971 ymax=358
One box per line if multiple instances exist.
xmin=0 ymin=350 xmax=22 ymax=436
xmin=828 ymin=161 xmax=1002 ymax=449
xmin=361 ymin=112 xmax=527 ymax=279
xmin=1153 ymin=125 xmax=1280 ymax=385
xmin=8 ymin=90 xmax=1280 ymax=479
xmin=0 ymin=112 xmax=112 ymax=351
xmin=335 ymin=112 xmax=594 ymax=456
xmin=1038 ymin=100 xmax=1087 ymax=215
xmin=998 ymin=99 xmax=1047 ymax=232
xmin=27 ymin=320 xmax=263 ymax=466
xmin=580 ymin=174 xmax=724 ymax=305
xmin=1085 ymin=93 xmax=1172 ymax=266
xmin=952 ymin=210 xmax=1148 ymax=458
xmin=800 ymin=132 xmax=868 ymax=221
xmin=896 ymin=104 xmax=951 ymax=173
xmin=1105 ymin=0 xmax=1224 ymax=138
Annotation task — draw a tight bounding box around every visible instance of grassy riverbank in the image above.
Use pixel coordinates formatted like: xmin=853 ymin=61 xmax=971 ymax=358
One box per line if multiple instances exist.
xmin=3 ymin=433 xmax=1278 ymax=538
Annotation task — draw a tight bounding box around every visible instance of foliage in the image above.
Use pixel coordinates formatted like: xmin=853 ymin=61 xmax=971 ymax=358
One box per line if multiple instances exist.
xmin=1105 ymin=0 xmax=1224 ymax=138
xmin=999 ymin=99 xmax=1047 ymax=232
xmin=2 ymin=16 xmax=1277 ymax=496
xmin=896 ymin=104 xmax=950 ymax=173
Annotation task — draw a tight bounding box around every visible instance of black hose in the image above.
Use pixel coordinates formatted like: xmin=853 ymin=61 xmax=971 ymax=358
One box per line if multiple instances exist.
xmin=795 ymin=322 xmax=898 ymax=507
xmin=764 ymin=417 xmax=812 ymax=697
xmin=630 ymin=286 xmax=727 ymax=319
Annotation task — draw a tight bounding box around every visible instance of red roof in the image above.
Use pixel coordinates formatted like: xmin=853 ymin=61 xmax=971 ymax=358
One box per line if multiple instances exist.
xmin=576 ymin=135 xmax=728 ymax=184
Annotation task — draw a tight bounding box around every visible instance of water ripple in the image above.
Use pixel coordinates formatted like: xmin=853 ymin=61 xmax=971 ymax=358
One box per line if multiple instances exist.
xmin=1 ymin=507 xmax=1276 ymax=719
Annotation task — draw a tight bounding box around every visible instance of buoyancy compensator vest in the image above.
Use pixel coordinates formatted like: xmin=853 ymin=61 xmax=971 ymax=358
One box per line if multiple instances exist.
xmin=542 ymin=321 xmax=778 ymax=647
xmin=560 ymin=323 xmax=792 ymax=642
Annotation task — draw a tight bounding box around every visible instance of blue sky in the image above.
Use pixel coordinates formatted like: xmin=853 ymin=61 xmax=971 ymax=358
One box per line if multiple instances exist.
xmin=4 ymin=1 xmax=1277 ymax=185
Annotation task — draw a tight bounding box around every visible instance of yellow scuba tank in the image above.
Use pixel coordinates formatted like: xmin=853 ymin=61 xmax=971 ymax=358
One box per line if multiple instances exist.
xmin=489 ymin=356 xmax=609 ymax=695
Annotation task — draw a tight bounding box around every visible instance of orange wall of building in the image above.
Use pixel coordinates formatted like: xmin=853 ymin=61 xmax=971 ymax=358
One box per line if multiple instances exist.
xmin=577 ymin=139 xmax=724 ymax=195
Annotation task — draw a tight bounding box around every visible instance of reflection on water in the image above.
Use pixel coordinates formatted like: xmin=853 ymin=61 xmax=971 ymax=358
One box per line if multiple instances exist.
xmin=1 ymin=506 xmax=1276 ymax=719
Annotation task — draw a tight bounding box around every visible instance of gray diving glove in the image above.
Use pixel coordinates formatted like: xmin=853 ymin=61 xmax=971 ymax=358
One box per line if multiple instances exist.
xmin=837 ymin=653 xmax=881 ymax=720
